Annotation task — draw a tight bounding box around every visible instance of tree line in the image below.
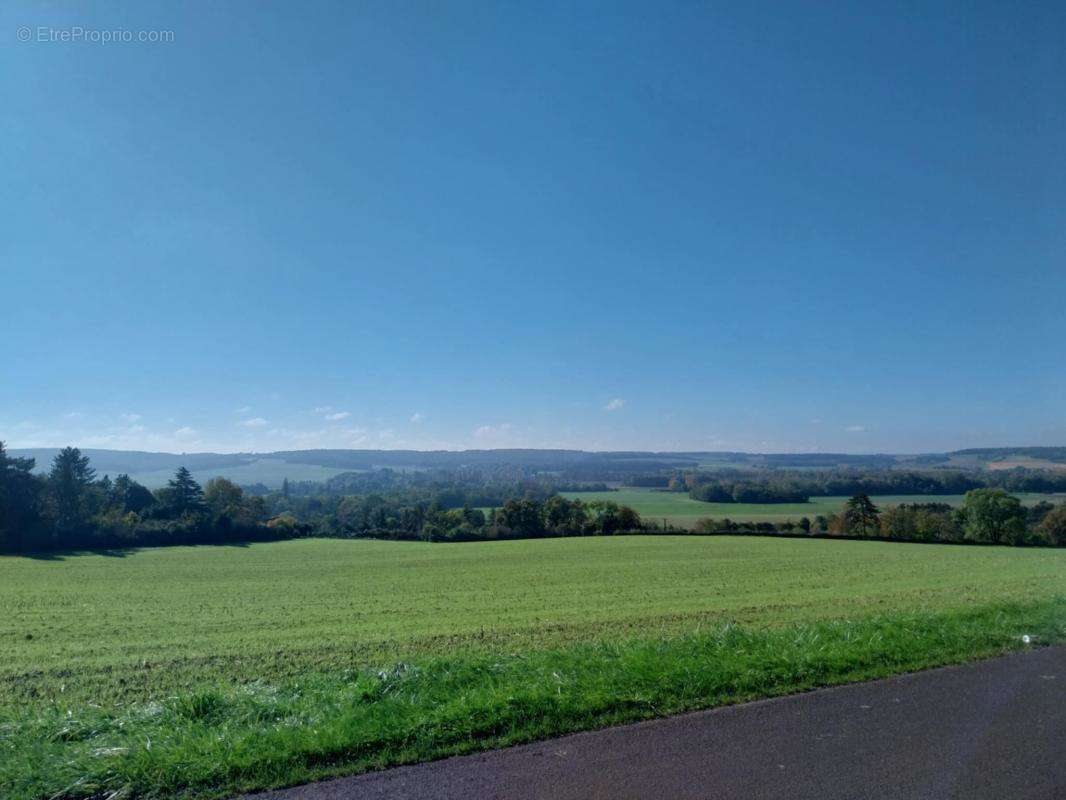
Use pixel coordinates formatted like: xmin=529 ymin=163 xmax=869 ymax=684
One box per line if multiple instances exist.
xmin=264 ymin=469 xmax=606 ymax=504
xmin=305 ymin=495 xmax=644 ymax=542
xmin=637 ymin=467 xmax=1066 ymax=505
xmin=0 ymin=443 xmax=287 ymax=552
xmin=692 ymin=490 xmax=1066 ymax=546
xmin=4 ymin=443 xmax=1064 ymax=552
xmin=0 ymin=443 xmax=645 ymax=552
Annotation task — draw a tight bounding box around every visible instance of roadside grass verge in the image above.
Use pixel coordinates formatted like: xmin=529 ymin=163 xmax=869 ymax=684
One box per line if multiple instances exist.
xmin=3 ymin=598 xmax=1063 ymax=800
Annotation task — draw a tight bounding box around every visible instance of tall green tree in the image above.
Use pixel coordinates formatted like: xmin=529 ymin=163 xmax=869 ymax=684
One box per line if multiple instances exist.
xmin=204 ymin=477 xmax=244 ymax=517
xmin=110 ymin=474 xmax=155 ymax=514
xmin=0 ymin=441 xmax=42 ymax=549
xmin=48 ymin=447 xmax=96 ymax=530
xmin=957 ymin=488 xmax=1026 ymax=544
xmin=497 ymin=498 xmax=544 ymax=536
xmin=1037 ymin=504 xmax=1066 ymax=547
xmin=165 ymin=467 xmax=205 ymax=516
xmin=844 ymin=494 xmax=880 ymax=536
xmin=203 ymin=477 xmax=269 ymax=529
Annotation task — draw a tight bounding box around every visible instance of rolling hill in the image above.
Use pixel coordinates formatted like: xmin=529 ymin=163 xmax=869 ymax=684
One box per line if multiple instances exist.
xmin=7 ymin=446 xmax=1066 ymax=489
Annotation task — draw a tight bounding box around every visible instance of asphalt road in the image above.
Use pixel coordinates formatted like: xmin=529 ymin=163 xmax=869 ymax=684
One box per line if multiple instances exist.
xmin=247 ymin=646 xmax=1066 ymax=800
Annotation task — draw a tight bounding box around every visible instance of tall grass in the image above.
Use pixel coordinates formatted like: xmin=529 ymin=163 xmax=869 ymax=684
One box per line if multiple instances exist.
xmin=3 ymin=599 xmax=1062 ymax=800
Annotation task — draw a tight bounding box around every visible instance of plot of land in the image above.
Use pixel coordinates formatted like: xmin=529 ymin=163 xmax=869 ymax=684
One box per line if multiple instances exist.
xmin=4 ymin=536 xmax=1066 ymax=800
xmin=560 ymin=488 xmax=1066 ymax=528
xmin=984 ymin=456 xmax=1066 ymax=472
xmin=4 ymin=536 xmax=1066 ymax=706
xmin=127 ymin=458 xmax=352 ymax=488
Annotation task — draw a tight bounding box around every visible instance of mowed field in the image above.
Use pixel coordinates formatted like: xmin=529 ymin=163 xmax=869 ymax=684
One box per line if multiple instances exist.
xmin=5 ymin=537 xmax=1066 ymax=800
xmin=561 ymin=488 xmax=1066 ymax=528
xmin=4 ymin=536 xmax=1066 ymax=705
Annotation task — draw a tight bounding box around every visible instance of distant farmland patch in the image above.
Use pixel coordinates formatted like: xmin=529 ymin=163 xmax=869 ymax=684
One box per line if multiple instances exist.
xmin=128 ymin=458 xmax=351 ymax=489
xmin=561 ymin=488 xmax=1066 ymax=528
xmin=984 ymin=456 xmax=1066 ymax=472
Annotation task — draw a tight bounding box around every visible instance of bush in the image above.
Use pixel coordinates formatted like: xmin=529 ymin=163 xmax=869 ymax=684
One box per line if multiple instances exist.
xmin=957 ymin=489 xmax=1027 ymax=545
xmin=1037 ymin=504 xmax=1066 ymax=546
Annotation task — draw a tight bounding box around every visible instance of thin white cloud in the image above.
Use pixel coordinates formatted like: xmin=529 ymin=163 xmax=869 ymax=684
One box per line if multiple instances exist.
xmin=254 ymin=425 xmax=407 ymax=451
xmin=325 ymin=411 xmax=351 ymax=421
xmin=604 ymin=398 xmax=625 ymax=412
xmin=845 ymin=425 xmax=866 ymax=433
xmin=235 ymin=405 xmax=252 ymax=414
xmin=312 ymin=405 xmax=333 ymax=414
xmin=238 ymin=417 xmax=269 ymax=428
xmin=410 ymin=412 xmax=425 ymax=423
xmin=474 ymin=423 xmax=514 ymax=440
xmin=69 ymin=425 xmax=211 ymax=452
xmin=64 ymin=411 xmax=84 ymax=420
xmin=119 ymin=412 xmax=142 ymax=423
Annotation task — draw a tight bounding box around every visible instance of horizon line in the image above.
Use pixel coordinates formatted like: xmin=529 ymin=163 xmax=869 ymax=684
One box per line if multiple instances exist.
xmin=7 ymin=444 xmax=1063 ymax=458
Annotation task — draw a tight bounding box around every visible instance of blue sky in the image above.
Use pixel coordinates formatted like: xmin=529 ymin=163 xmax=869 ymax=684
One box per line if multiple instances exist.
xmin=2 ymin=1 xmax=1063 ymax=454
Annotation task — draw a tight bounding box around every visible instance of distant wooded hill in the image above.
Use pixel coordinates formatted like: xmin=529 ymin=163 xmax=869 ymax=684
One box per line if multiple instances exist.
xmin=8 ymin=446 xmax=1066 ymax=489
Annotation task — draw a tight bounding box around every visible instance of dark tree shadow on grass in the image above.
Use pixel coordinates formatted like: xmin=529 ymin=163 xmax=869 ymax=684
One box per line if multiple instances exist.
xmin=12 ymin=539 xmax=260 ymax=561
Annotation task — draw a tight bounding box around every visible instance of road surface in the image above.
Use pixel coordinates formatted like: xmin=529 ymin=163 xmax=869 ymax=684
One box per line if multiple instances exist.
xmin=247 ymin=646 xmax=1066 ymax=800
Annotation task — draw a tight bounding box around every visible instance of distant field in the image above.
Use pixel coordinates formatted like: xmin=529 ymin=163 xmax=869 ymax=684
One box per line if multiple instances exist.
xmin=984 ymin=456 xmax=1066 ymax=472
xmin=128 ymin=457 xmax=351 ymax=488
xmin=4 ymin=537 xmax=1066 ymax=799
xmin=561 ymin=488 xmax=1066 ymax=528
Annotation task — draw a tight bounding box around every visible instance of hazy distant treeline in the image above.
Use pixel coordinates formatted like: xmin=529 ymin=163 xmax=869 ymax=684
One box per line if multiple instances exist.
xmin=275 ymin=495 xmax=643 ymax=542
xmin=256 ymin=468 xmax=608 ymax=504
xmin=624 ymin=468 xmax=1066 ymax=504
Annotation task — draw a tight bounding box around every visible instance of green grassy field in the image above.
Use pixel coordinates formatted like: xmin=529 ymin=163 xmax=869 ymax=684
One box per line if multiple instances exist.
xmin=3 ymin=537 xmax=1065 ymax=799
xmin=561 ymin=488 xmax=1066 ymax=527
xmin=6 ymin=536 xmax=1066 ymax=704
